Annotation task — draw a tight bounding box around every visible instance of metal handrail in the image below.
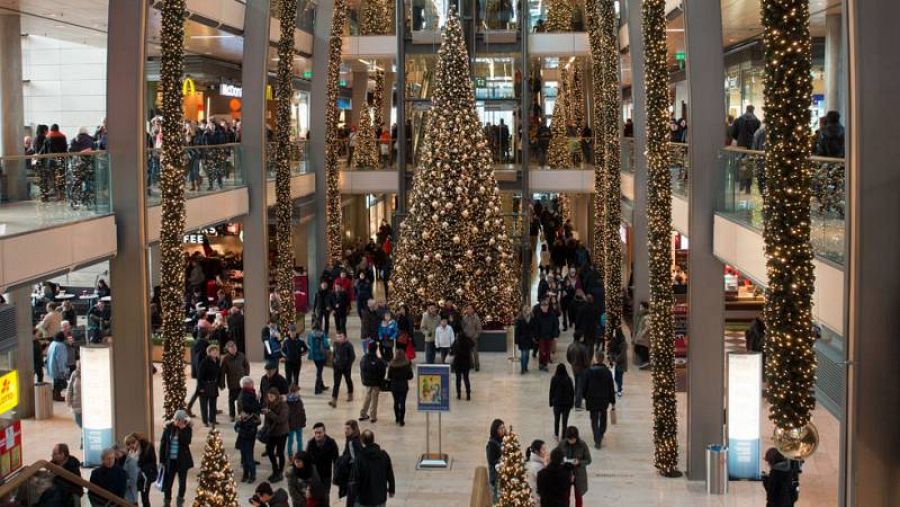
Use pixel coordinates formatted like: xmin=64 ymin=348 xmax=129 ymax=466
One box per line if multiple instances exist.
xmin=0 ymin=150 xmax=109 ymax=162
xmin=722 ymin=145 xmax=845 ymax=164
xmin=148 ymin=142 xmax=243 ymax=153
xmin=0 ymin=459 xmax=132 ymax=506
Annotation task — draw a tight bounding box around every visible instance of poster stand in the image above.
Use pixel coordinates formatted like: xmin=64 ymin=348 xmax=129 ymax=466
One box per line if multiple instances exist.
xmin=415 ymin=364 xmax=451 ymax=470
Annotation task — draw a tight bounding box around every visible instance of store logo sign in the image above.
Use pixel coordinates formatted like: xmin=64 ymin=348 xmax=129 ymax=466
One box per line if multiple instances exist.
xmin=220 ymin=83 xmax=243 ymax=97
xmin=182 ymin=77 xmax=196 ymax=97
xmin=0 ymin=371 xmax=19 ymax=415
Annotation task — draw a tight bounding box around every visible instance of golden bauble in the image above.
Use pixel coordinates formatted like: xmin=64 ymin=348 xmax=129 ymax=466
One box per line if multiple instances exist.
xmin=452 ymin=235 xmax=460 ymax=243
xmin=773 ymin=422 xmax=819 ymax=460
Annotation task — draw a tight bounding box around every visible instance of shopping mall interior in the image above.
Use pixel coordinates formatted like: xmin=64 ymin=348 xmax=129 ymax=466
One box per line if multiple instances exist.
xmin=0 ymin=0 xmax=896 ymax=505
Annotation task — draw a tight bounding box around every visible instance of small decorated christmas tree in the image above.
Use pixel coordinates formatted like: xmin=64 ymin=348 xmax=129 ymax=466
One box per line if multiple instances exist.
xmin=547 ymin=73 xmax=571 ymax=169
xmin=192 ymin=429 xmax=238 ymax=507
xmin=496 ymin=430 xmax=532 ymax=507
xmin=354 ymin=108 xmax=380 ymax=169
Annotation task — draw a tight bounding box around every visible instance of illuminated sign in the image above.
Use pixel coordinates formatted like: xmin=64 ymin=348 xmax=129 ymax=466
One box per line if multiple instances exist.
xmin=0 ymin=371 xmax=18 ymax=414
xmin=82 ymin=346 xmax=113 ymax=466
xmin=727 ymin=352 xmax=762 ymax=480
xmin=182 ymin=77 xmax=196 ymax=97
xmin=219 ymin=83 xmax=243 ymax=98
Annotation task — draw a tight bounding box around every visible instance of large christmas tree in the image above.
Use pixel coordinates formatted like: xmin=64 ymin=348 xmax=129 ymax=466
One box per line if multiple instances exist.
xmin=192 ymin=429 xmax=238 ymax=507
xmin=496 ymin=430 xmax=532 ymax=506
xmin=390 ymin=9 xmax=519 ymax=323
xmin=547 ymin=68 xmax=570 ymax=169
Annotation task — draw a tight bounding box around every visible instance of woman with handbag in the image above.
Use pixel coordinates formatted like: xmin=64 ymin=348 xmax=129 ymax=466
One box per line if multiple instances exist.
xmin=451 ymin=333 xmax=475 ymax=401
xmin=388 ymin=344 xmax=414 ymax=426
xmin=125 ymin=432 xmax=157 ymax=507
xmin=158 ymin=411 xmax=193 ymax=507
xmin=236 ymin=376 xmax=262 ymax=483
xmin=263 ymin=387 xmax=290 ymax=482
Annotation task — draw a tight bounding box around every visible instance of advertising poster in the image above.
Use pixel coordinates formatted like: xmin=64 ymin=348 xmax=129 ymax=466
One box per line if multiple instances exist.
xmin=0 ymin=371 xmax=19 ymax=415
xmin=416 ymin=364 xmax=450 ymax=412
xmin=81 ymin=346 xmax=113 ymax=466
xmin=727 ymin=352 xmax=762 ymax=480
xmin=0 ymin=420 xmax=22 ymax=480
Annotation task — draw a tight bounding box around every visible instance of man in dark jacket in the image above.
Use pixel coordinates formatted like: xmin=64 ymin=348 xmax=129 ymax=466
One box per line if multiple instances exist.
xmin=197 ymin=344 xmax=222 ymax=427
xmin=531 ymin=300 xmax=559 ymax=371
xmin=815 ymin=110 xmax=845 ymax=158
xmin=354 ymin=430 xmax=396 ymax=506
xmin=575 ymin=295 xmax=602 ymax=357
xmin=89 ymin=447 xmax=127 ymax=505
xmin=329 ymin=283 xmax=350 ymax=334
xmin=359 ymin=343 xmax=387 ymax=422
xmin=583 ymin=354 xmax=616 ymax=448
xmin=227 ymin=307 xmax=246 ymax=353
xmin=281 ymin=325 xmax=308 ymax=387
xmin=219 ymin=340 xmax=250 ymax=422
xmin=313 ymin=280 xmax=332 ymax=334
xmin=731 ymin=105 xmax=761 ymax=149
xmin=329 ymin=332 xmax=357 ymax=408
xmin=185 ymin=329 xmax=210 ymax=417
xmin=566 ymin=333 xmax=591 ymax=409
xmin=360 ymin=300 xmax=380 ymax=343
xmin=260 ymin=361 xmax=289 ymax=403
xmin=50 ymin=443 xmax=83 ymax=501
xmin=306 ymin=422 xmax=340 ymax=495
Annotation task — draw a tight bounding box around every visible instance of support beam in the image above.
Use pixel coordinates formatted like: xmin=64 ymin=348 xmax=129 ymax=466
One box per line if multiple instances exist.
xmin=395 ymin=1 xmax=408 ymax=217
xmin=106 ymin=0 xmax=152 ymax=440
xmin=824 ymin=13 xmax=844 ymax=117
xmin=12 ymin=287 xmax=34 ymax=418
xmin=241 ymin=0 xmax=271 ymax=362
xmin=311 ymin=0 xmax=334 ymax=275
xmin=0 ymin=14 xmax=26 ymax=200
xmin=682 ymin=0 xmax=726 ymax=480
xmin=846 ymin=1 xmax=900 ymax=505
xmin=626 ymin=0 xmax=649 ymax=309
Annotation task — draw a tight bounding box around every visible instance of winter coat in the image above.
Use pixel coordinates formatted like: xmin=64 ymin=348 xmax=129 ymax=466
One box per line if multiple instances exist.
xmin=306 ymin=436 xmax=339 ymax=486
xmin=566 ymin=341 xmax=590 ymax=374
xmin=356 ymin=278 xmax=373 ymax=305
xmin=190 ymin=337 xmax=209 ymax=379
xmin=219 ymin=352 xmax=250 ymax=390
xmin=197 ymin=356 xmax=221 ymax=397
xmin=45 ymin=339 xmax=68 ymax=380
xmin=43 ymin=130 xmax=68 ymax=154
xmin=89 ymin=464 xmax=127 ymax=503
xmin=361 ymin=308 xmax=380 ymax=341
xmin=486 ymin=437 xmax=502 ymax=484
xmin=285 ymin=464 xmax=329 ymax=507
xmin=282 ymin=336 xmax=308 ymax=364
xmin=260 ymin=372 xmax=289 ymax=402
xmin=378 ymin=319 xmax=399 ymax=344
xmin=158 ymin=423 xmax=194 ymax=470
xmin=815 ymin=123 xmax=845 ymax=158
xmin=462 ymin=313 xmax=483 ymax=340
xmin=328 ymin=290 xmax=350 ymax=317
xmin=354 ymin=443 xmax=396 ymax=505
xmin=583 ymin=364 xmax=615 ymax=411
xmin=265 ymin=398 xmax=290 ymax=437
xmin=764 ymin=461 xmax=797 ymax=507
xmin=332 ymin=340 xmax=356 ymax=370
xmin=306 ymin=330 xmax=330 ymax=362
xmin=558 ymin=438 xmax=592 ymax=493
xmin=69 ymin=133 xmax=95 ymax=152
xmin=515 ymin=316 xmax=534 ymax=349
xmin=434 ymin=324 xmax=455 ymax=349
xmin=532 ymin=309 xmax=559 ymax=340
xmin=388 ymin=357 xmax=414 ymax=393
xmin=607 ymin=328 xmax=628 ymax=372
xmin=66 ymin=368 xmax=82 ymax=413
xmin=731 ymin=112 xmax=761 ymax=149
xmin=537 ymin=462 xmax=572 ymax=507
xmin=360 ymin=352 xmax=387 ymax=387
xmin=238 ymin=387 xmax=262 ymax=416
xmin=451 ymin=335 xmax=475 ymax=372
xmin=524 ymin=452 xmax=545 ymax=504
xmin=549 ymin=373 xmax=575 ymax=410
xmin=287 ymin=394 xmax=307 ymax=430
xmin=313 ymin=287 xmax=332 ymax=315
xmin=419 ymin=311 xmax=441 ymax=343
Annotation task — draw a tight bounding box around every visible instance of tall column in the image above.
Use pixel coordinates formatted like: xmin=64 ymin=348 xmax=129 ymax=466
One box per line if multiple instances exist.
xmin=824 ymin=13 xmax=844 ymax=117
xmin=381 ymin=71 xmax=394 ymax=129
xmin=241 ymin=0 xmax=272 ymax=362
xmin=395 ymin=0 xmax=408 ymax=217
xmin=519 ymin=13 xmax=531 ymax=303
xmin=311 ymin=0 xmax=334 ymax=273
xmin=106 ymin=0 xmax=152 ymax=440
xmin=12 ymin=287 xmax=34 ymax=418
xmin=846 ymin=2 xmax=900 ymax=505
xmin=626 ymin=0 xmax=649 ymax=308
xmin=351 ymin=70 xmax=369 ymax=126
xmin=682 ymin=0 xmax=726 ymax=480
xmin=148 ymin=243 xmax=161 ymax=288
xmin=0 ymin=14 xmax=26 ymax=201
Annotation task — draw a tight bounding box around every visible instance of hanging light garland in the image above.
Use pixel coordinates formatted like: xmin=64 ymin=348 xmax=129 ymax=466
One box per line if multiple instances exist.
xmin=273 ymin=0 xmax=298 ymax=332
xmin=545 ymin=0 xmax=575 ymax=32
xmin=325 ymin=0 xmax=348 ymax=265
xmin=568 ymin=61 xmax=584 ymax=166
xmin=353 ymin=108 xmax=380 ymax=168
xmin=547 ymin=68 xmax=570 ymax=169
xmin=642 ymin=0 xmax=680 ymax=477
xmin=760 ymin=0 xmax=818 ymax=454
xmin=158 ymin=0 xmax=187 ymax=421
xmin=371 ymin=69 xmax=385 ymax=132
xmin=599 ymin=0 xmax=622 ymax=345
xmin=587 ymin=0 xmax=605 ymax=274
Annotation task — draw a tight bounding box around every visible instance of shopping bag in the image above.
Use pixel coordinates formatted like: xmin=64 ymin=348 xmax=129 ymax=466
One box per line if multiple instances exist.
xmin=610 ymin=408 xmax=617 ymax=425
xmin=154 ymin=465 xmax=165 ymax=491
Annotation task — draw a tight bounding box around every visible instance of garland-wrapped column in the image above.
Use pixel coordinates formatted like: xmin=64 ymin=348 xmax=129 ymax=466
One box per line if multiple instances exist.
xmin=547 ymin=68 xmax=570 ymax=169
xmin=158 ymin=0 xmax=187 ymax=420
xmin=642 ymin=0 xmax=680 ymax=476
xmin=599 ymin=0 xmax=623 ymax=345
xmin=325 ymin=0 xmax=348 ymax=264
xmin=587 ymin=0 xmax=605 ymax=274
xmin=372 ymin=69 xmax=385 ymax=132
xmin=761 ymin=0 xmax=818 ymax=449
xmin=273 ymin=0 xmax=298 ymax=332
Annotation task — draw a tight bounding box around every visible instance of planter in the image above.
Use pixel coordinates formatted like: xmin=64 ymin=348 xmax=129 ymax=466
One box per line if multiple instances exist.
xmin=412 ymin=328 xmax=510 ymax=353
xmin=151 ymin=343 xmax=192 ymax=364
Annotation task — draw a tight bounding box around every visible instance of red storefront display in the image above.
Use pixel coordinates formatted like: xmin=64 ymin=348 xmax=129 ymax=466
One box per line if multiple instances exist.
xmin=0 ymin=420 xmax=23 ymax=480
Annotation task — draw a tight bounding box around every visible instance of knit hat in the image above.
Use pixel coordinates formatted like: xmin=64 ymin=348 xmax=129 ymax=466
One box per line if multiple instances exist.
xmin=264 ymin=360 xmax=278 ymax=371
xmin=174 ymin=409 xmax=189 ymax=422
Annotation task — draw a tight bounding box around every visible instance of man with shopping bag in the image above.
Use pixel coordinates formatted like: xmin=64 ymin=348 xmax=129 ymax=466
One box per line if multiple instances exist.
xmin=583 ymin=353 xmax=616 ymax=449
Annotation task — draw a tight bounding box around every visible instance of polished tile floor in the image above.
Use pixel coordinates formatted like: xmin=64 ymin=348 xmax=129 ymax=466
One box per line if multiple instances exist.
xmin=21 ymin=314 xmax=840 ymax=506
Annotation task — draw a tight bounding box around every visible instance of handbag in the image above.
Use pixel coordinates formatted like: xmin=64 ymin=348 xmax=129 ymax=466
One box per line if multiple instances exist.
xmin=257 ymin=424 xmax=271 ymax=445
xmin=610 ymin=407 xmax=617 ymax=425
xmin=154 ymin=465 xmax=165 ymax=491
xmin=381 ymin=377 xmax=391 ymax=392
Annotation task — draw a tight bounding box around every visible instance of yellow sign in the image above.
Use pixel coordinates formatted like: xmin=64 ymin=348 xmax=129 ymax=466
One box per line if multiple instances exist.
xmin=0 ymin=371 xmax=18 ymax=414
xmin=182 ymin=77 xmax=196 ymax=97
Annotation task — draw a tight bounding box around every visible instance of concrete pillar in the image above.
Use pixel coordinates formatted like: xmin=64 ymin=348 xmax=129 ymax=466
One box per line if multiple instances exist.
xmin=683 ymin=0 xmax=726 ymax=480
xmin=148 ymin=243 xmax=161 ymax=288
xmin=626 ymin=0 xmax=649 ymax=308
xmin=573 ymin=194 xmax=590 ymax=242
xmin=395 ymin=0 xmax=408 ymax=216
xmin=241 ymin=0 xmax=272 ymax=362
xmin=824 ymin=13 xmax=844 ymax=117
xmin=382 ymin=70 xmax=394 ymax=130
xmin=311 ymin=0 xmax=334 ymax=274
xmin=352 ymin=70 xmax=369 ymax=126
xmin=845 ymin=2 xmax=900 ymax=505
xmin=106 ymin=0 xmax=152 ymax=440
xmin=0 ymin=14 xmax=26 ymax=201
xmin=12 ymin=287 xmax=34 ymax=418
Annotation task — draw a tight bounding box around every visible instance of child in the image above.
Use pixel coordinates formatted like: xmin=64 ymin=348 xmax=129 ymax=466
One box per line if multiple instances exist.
xmin=286 ymin=384 xmax=307 ymax=458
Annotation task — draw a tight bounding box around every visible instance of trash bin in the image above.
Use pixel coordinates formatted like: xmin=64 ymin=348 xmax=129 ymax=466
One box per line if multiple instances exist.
xmin=706 ymin=444 xmax=728 ymax=495
xmin=34 ymin=382 xmax=54 ymax=420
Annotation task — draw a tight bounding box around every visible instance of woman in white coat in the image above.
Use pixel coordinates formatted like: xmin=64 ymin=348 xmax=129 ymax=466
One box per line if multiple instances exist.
xmin=524 ymin=439 xmax=548 ymax=505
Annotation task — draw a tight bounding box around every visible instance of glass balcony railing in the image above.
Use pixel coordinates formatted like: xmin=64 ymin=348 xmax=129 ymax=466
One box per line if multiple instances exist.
xmin=331 ymin=137 xmax=396 ymax=171
xmin=266 ymin=140 xmax=310 ymax=177
xmin=719 ymin=146 xmax=845 ymax=265
xmin=0 ymin=150 xmax=111 ymax=237
xmin=620 ymin=136 xmax=635 ymax=174
xmin=348 ymin=0 xmax=396 ymax=36
xmin=146 ymin=143 xmax=244 ymax=206
xmin=669 ymin=142 xmax=689 ymax=198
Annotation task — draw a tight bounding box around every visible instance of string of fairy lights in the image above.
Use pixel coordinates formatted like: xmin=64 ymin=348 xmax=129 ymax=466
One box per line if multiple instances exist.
xmin=191 ymin=429 xmax=238 ymax=506
xmin=353 ymin=108 xmax=380 ymax=168
xmin=547 ymin=68 xmax=570 ymax=169
xmin=587 ymin=0 xmax=605 ymax=289
xmin=359 ymin=0 xmax=390 ymax=135
xmin=761 ymin=0 xmax=818 ymax=433
xmin=325 ymin=0 xmax=348 ymax=265
xmin=642 ymin=0 xmax=680 ymax=476
xmin=372 ymin=69 xmax=386 ymax=132
xmin=273 ymin=0 xmax=298 ymax=333
xmin=599 ymin=0 xmax=623 ymax=345
xmin=545 ymin=0 xmax=575 ymax=32
xmin=158 ymin=0 xmax=187 ymax=421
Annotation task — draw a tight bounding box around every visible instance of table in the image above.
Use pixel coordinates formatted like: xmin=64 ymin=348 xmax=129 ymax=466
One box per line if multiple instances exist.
xmin=56 ymin=294 xmax=75 ymax=300
xmin=100 ymin=296 xmax=111 ymax=302
xmin=233 ymin=298 xmax=245 ymax=305
xmin=79 ymin=295 xmax=99 ymax=301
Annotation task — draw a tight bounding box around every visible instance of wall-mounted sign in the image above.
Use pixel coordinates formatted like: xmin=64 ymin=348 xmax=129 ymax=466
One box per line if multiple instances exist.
xmin=81 ymin=346 xmax=113 ymax=466
xmin=727 ymin=352 xmax=762 ymax=480
xmin=219 ymin=83 xmax=243 ymax=98
xmin=183 ymin=227 xmax=219 ymax=244
xmin=182 ymin=77 xmax=196 ymax=97
xmin=0 ymin=371 xmax=18 ymax=414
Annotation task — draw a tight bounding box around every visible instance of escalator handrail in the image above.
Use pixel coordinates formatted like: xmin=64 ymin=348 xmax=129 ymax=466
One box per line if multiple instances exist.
xmin=0 ymin=459 xmax=133 ymax=507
